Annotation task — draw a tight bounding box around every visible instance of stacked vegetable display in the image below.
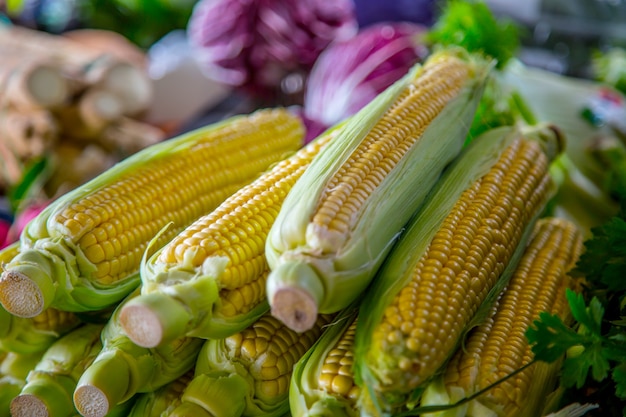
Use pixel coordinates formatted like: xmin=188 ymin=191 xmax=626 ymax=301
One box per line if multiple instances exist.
xmin=1 ymin=3 xmax=626 ymax=417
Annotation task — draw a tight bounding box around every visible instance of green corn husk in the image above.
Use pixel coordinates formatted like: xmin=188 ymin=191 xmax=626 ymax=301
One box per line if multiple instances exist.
xmin=0 ymin=109 xmax=304 ymax=319
xmin=73 ymin=289 xmax=204 ymax=417
xmin=170 ymin=312 xmax=334 ymax=417
xmin=289 ymin=306 xmax=360 ymax=417
xmin=9 ymin=323 xmax=103 ymax=417
xmin=352 ymin=124 xmax=564 ymax=416
xmin=119 ymin=125 xmax=341 ymax=349
xmin=265 ymin=48 xmax=492 ymax=333
xmin=127 ymin=369 xmax=194 ymax=417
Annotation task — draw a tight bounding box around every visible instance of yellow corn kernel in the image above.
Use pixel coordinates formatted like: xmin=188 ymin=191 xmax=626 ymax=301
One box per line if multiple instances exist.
xmin=372 ymin=136 xmax=552 ymax=390
xmin=224 ymin=313 xmax=334 ymax=402
xmin=442 ymin=217 xmax=583 ymax=417
xmin=318 ymin=318 xmax=360 ymax=402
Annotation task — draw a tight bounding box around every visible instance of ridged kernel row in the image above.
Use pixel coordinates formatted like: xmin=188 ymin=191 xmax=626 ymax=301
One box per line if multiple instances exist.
xmin=318 ymin=318 xmax=360 ymax=401
xmin=464 ymin=218 xmax=583 ymax=415
xmin=372 ymin=137 xmax=553 ymax=390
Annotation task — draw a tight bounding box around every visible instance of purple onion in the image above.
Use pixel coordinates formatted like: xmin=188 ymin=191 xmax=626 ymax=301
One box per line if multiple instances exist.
xmin=187 ymin=0 xmax=357 ymax=100
xmin=303 ymin=21 xmax=428 ymax=128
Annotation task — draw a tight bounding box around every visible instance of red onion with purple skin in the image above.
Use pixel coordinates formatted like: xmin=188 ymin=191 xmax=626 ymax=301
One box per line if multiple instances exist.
xmin=303 ymin=21 xmax=428 ymax=130
xmin=187 ymin=0 xmax=358 ymax=101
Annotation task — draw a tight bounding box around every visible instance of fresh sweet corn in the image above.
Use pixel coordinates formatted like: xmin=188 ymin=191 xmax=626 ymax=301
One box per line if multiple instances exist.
xmin=73 ymin=289 xmax=204 ymax=417
xmin=290 ymin=307 xmax=361 ymax=417
xmin=170 ymin=312 xmax=334 ymax=417
xmin=420 ymin=217 xmax=584 ymax=417
xmin=0 ymin=108 xmax=304 ymax=318
xmin=118 ymin=125 xmax=340 ymax=348
xmin=352 ymin=124 xmax=564 ymax=414
xmin=10 ymin=323 xmax=104 ymax=417
xmin=265 ymin=49 xmax=492 ymax=332
xmin=0 ymin=243 xmax=82 ymax=354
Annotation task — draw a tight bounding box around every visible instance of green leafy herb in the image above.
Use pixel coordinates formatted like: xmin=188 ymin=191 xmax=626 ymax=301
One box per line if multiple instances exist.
xmin=425 ymin=0 xmax=520 ymax=69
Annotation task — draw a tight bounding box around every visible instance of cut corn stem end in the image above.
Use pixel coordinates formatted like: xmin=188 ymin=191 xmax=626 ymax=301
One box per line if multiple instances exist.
xmin=119 ymin=293 xmax=192 ymax=348
xmin=13 ymin=377 xmax=76 ymax=417
xmin=10 ymin=395 xmax=48 ymax=417
xmin=73 ymin=385 xmax=110 ymax=417
xmin=268 ymin=261 xmax=325 ymax=332
xmin=0 ymin=270 xmax=48 ymax=318
xmin=74 ymin=354 xmax=132 ymax=417
xmin=0 ymin=249 xmax=57 ymax=318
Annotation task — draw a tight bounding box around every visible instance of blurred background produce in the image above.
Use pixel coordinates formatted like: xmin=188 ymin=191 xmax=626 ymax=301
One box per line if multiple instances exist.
xmin=0 ymin=0 xmax=626 ymax=415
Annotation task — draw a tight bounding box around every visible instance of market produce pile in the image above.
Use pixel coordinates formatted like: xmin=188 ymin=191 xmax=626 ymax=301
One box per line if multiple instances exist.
xmin=2 ymin=1 xmax=626 ymax=417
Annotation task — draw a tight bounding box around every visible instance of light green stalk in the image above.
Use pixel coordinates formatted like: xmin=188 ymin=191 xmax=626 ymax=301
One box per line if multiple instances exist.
xmin=265 ymin=49 xmax=493 ymax=333
xmin=73 ymin=289 xmax=204 ymax=417
xmin=10 ymin=323 xmax=103 ymax=417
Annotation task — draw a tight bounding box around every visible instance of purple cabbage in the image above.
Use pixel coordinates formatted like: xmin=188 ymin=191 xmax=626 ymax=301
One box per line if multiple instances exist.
xmin=187 ymin=0 xmax=358 ymax=101
xmin=303 ymin=21 xmax=428 ymax=129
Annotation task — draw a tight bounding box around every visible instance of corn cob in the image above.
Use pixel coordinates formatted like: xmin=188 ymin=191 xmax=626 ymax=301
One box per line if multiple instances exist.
xmin=119 ymin=126 xmax=340 ymax=349
xmin=0 ymin=108 xmax=304 ymax=318
xmin=10 ymin=323 xmax=104 ymax=417
xmin=265 ymin=49 xmax=491 ymax=332
xmin=126 ymin=369 xmax=194 ymax=417
xmin=169 ymin=312 xmax=334 ymax=417
xmin=352 ymin=123 xmax=564 ymax=414
xmin=420 ymin=217 xmax=584 ymax=417
xmin=73 ymin=289 xmax=204 ymax=417
xmin=0 ymin=243 xmax=83 ymax=354
xmin=290 ymin=306 xmax=360 ymax=417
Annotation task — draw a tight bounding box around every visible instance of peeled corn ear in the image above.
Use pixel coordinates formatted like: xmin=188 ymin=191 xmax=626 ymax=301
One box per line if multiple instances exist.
xmin=352 ymin=124 xmax=565 ymax=414
xmin=420 ymin=217 xmax=584 ymax=417
xmin=171 ymin=312 xmax=334 ymax=417
xmin=266 ymin=49 xmax=492 ymax=332
xmin=119 ymin=125 xmax=340 ymax=348
xmin=0 ymin=108 xmax=304 ymax=318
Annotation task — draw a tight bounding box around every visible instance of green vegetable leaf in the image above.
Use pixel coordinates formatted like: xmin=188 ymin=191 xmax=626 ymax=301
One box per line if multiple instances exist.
xmin=612 ymin=362 xmax=626 ymax=398
xmin=561 ymin=343 xmax=610 ymax=389
xmin=425 ymin=0 xmax=520 ymax=69
xmin=568 ymin=290 xmax=604 ymax=336
xmin=574 ymin=216 xmax=626 ymax=292
xmin=526 ymin=311 xmax=583 ymax=362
